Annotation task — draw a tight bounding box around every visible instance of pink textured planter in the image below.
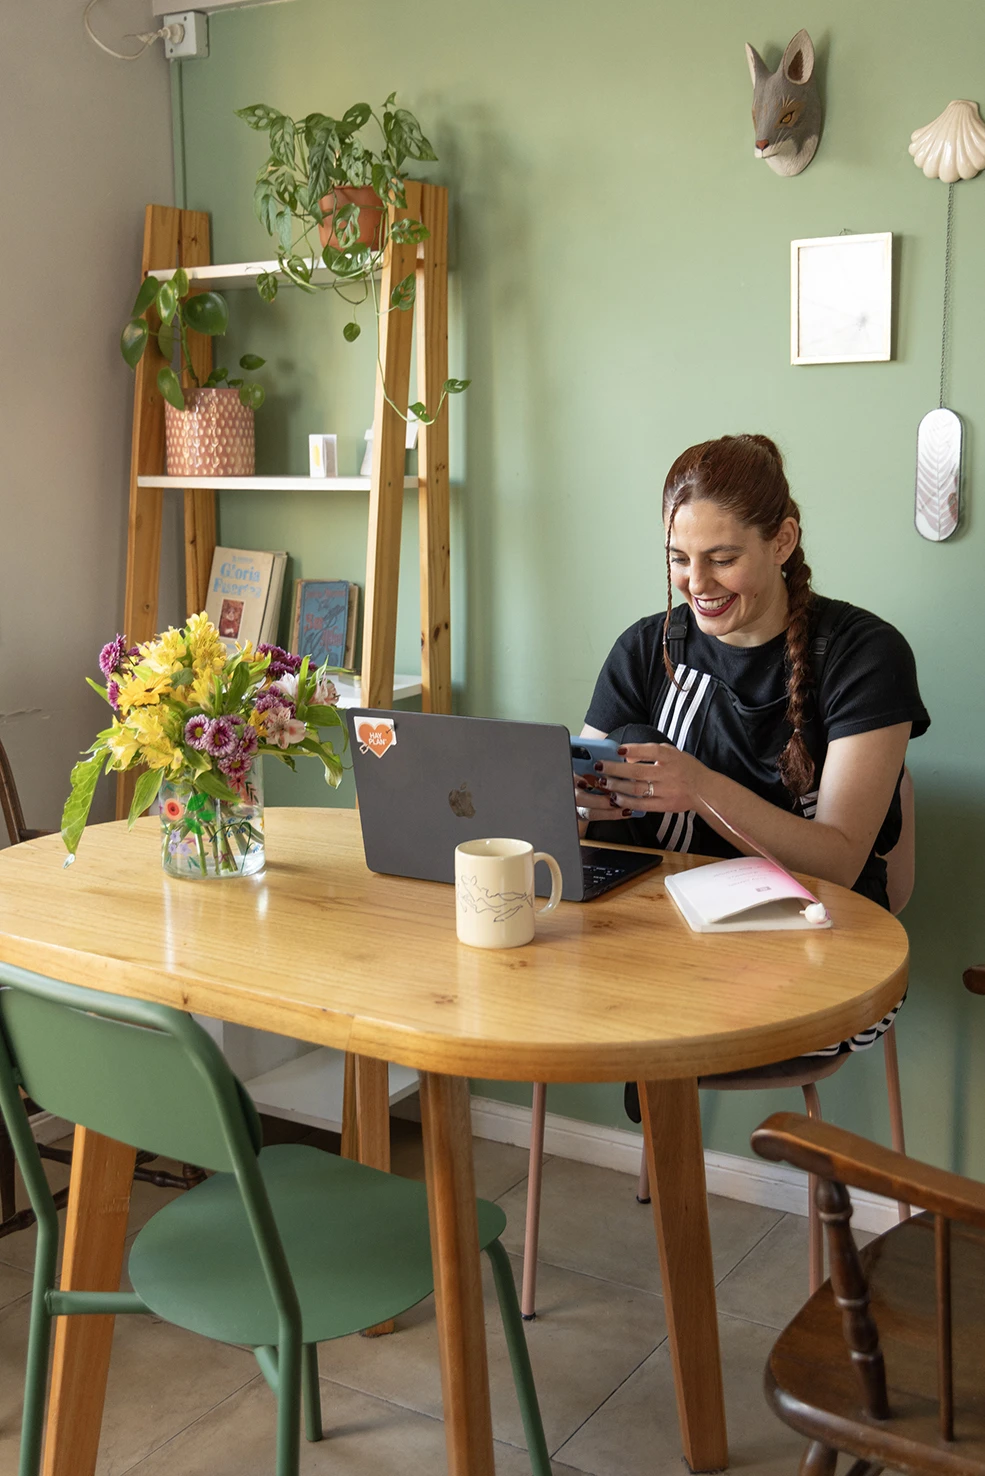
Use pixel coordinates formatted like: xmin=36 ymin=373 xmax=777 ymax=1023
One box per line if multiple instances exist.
xmin=164 ymin=388 xmax=255 ymax=478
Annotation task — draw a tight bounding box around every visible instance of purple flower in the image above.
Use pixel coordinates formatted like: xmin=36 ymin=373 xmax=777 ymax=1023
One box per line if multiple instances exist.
xmin=184 ymin=715 xmax=210 ymax=750
xmin=203 ymin=717 xmax=238 ymax=758
xmin=107 ymin=680 xmax=120 ymax=710
xmin=238 ymin=725 xmax=259 ymax=759
xmin=255 ymin=689 xmax=294 ymax=717
xmin=219 ymin=753 xmax=251 ymax=784
xmin=99 ymin=634 xmax=129 ymax=679
xmin=256 ymin=644 xmax=302 ymax=680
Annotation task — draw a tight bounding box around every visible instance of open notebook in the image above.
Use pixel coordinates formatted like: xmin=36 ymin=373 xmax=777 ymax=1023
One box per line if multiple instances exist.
xmin=665 ymin=856 xmax=832 ymax=932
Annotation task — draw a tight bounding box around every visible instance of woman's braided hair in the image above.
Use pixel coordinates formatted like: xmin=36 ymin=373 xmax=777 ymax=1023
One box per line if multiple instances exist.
xmin=661 ymin=434 xmax=816 ymax=798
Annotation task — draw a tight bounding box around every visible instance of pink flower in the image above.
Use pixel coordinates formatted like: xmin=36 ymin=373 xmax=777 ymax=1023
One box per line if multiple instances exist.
xmin=285 ymin=718 xmax=307 ymax=746
xmin=314 ymin=676 xmax=339 ymax=706
xmin=263 ymin=707 xmax=293 ymax=749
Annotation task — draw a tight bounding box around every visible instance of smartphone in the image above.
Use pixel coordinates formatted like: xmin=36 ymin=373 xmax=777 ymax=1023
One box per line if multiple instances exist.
xmin=570 ymin=737 xmax=645 ymax=818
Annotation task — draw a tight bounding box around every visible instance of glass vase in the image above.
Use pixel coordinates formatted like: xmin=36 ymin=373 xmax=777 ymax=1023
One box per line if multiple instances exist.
xmin=160 ymin=761 xmax=265 ymax=880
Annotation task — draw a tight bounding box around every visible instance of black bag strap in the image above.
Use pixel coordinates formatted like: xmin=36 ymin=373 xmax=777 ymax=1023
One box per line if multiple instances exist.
xmin=664 ymin=604 xmax=689 ymax=665
xmin=809 ymin=597 xmax=853 ymax=683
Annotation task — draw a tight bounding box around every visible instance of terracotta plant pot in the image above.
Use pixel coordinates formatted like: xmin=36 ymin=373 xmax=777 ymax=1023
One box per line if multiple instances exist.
xmin=164 ymin=388 xmax=255 ymax=478
xmin=318 ymin=186 xmax=385 ymax=252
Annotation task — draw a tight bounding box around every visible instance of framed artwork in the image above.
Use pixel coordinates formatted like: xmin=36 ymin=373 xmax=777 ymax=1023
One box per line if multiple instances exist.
xmin=790 ymin=232 xmax=893 ymax=365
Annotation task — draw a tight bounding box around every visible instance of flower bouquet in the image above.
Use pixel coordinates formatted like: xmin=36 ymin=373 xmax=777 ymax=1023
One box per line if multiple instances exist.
xmin=62 ymin=612 xmax=346 ymax=879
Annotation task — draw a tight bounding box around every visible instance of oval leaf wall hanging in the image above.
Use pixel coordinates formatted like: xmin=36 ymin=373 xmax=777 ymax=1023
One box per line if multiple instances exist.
xmin=915 ymin=407 xmax=962 ymax=541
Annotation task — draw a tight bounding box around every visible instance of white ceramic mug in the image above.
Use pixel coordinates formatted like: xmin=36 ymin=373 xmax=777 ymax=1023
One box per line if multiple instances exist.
xmin=454 ymin=838 xmax=563 ymax=949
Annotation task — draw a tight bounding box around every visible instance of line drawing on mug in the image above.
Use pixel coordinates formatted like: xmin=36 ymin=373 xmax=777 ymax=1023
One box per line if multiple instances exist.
xmin=457 ymin=874 xmax=532 ymax=924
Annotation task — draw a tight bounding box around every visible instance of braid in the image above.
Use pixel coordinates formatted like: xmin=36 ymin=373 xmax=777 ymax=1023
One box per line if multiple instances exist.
xmin=776 ymin=540 xmax=816 ymax=797
xmin=662 ymin=497 xmax=686 ymax=688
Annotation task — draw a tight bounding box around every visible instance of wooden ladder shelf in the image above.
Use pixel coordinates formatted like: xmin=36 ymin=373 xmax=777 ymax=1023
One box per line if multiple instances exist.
xmin=118 ymin=187 xmax=452 ymax=817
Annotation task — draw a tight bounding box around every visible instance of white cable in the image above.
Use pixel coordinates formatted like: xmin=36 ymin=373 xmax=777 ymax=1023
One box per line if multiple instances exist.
xmin=83 ymin=0 xmax=183 ymax=61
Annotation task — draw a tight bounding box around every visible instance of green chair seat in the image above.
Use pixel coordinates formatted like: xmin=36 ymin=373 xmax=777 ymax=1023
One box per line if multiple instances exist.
xmin=129 ymin=1143 xmax=506 ymax=1346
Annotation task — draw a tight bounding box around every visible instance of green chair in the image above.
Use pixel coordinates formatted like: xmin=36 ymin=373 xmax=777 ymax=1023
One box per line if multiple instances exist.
xmin=0 ymin=963 xmax=550 ymax=1476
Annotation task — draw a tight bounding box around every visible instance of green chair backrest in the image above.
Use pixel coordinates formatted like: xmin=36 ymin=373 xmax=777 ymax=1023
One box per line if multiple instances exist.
xmin=0 ymin=963 xmax=262 ymax=1173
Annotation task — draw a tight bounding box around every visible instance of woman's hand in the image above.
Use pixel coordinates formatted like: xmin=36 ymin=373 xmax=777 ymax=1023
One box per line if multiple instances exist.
xmin=574 ymin=775 xmax=637 ymax=821
xmin=593 ymin=743 xmax=708 ymax=814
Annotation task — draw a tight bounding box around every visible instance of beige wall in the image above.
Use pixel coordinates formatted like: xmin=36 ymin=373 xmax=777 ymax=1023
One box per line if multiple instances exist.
xmin=0 ymin=1 xmax=175 ymax=840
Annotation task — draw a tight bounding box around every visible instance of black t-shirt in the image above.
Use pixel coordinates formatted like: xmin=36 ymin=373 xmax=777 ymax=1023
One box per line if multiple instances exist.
xmin=584 ymin=597 xmax=930 ymax=907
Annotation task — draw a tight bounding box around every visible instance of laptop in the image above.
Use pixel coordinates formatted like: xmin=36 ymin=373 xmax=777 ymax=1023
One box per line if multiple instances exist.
xmin=345 ymin=710 xmax=662 ymax=902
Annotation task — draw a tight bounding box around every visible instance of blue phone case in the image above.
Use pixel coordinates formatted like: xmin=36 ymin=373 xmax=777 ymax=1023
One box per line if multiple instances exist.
xmin=570 ymin=738 xmax=645 ymax=818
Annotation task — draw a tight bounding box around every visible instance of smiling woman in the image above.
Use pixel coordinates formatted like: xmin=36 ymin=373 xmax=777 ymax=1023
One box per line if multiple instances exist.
xmin=577 ymin=435 xmax=930 ymax=905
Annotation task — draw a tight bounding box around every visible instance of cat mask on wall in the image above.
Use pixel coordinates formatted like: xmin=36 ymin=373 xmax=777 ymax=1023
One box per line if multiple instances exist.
xmin=745 ymin=29 xmax=820 ymax=177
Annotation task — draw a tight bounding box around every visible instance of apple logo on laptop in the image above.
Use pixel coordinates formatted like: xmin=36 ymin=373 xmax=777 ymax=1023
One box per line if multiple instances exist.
xmin=448 ymin=782 xmax=475 ymax=819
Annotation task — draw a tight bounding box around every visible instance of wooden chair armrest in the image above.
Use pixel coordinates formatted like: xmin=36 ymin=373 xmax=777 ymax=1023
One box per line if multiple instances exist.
xmin=752 ymin=1112 xmax=985 ymax=1229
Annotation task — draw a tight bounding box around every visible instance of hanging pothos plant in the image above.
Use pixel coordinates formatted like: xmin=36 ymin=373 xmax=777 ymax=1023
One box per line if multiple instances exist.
xmin=235 ymin=94 xmax=468 ymax=424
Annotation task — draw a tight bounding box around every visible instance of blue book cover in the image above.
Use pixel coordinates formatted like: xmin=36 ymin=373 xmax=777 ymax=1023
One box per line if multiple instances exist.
xmin=292 ymin=580 xmax=350 ymax=668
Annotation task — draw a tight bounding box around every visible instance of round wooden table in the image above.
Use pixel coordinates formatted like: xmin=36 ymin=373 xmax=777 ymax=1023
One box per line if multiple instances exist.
xmin=0 ymin=809 xmax=908 ymax=1476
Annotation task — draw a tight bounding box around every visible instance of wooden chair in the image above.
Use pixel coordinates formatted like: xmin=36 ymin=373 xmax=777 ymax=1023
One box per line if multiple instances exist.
xmin=0 ymin=738 xmax=202 ymax=1240
xmin=520 ymin=769 xmax=915 ymax=1317
xmin=752 ymin=1109 xmax=985 ymax=1476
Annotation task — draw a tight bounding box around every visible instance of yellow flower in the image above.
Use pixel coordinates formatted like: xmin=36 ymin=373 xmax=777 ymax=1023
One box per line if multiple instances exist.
xmin=248 ymin=709 xmax=267 ymax=738
xmin=186 ymin=612 xmax=227 ymax=678
xmin=113 ymin=665 xmax=173 ymax=713
xmin=105 ymin=720 xmax=140 ymax=770
xmin=186 ymin=672 xmax=216 ymax=708
xmin=140 ymin=627 xmax=186 ymax=676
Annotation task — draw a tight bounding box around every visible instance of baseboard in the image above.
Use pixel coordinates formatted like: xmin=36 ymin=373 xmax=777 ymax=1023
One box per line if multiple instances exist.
xmin=30 ymin=1113 xmax=73 ymax=1146
xmin=469 ymin=1095 xmax=900 ymax=1235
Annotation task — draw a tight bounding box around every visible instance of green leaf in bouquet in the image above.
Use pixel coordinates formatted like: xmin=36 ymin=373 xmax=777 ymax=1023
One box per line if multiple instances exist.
xmin=183 ymin=291 xmax=229 ymax=337
xmin=225 ymin=659 xmax=251 ymax=707
xmin=127 ymin=768 xmax=164 ymax=829
xmin=131 ymin=276 xmax=161 ymax=317
xmin=157 ymin=366 xmax=185 ymax=411
xmin=61 ymin=753 xmax=104 ymax=859
xmin=120 ymin=318 xmax=149 ymax=369
xmin=305 ymin=703 xmax=344 ymax=729
xmin=194 ymin=769 xmax=240 ymax=803
xmin=171 ymin=667 xmax=194 ymax=688
xmin=85 ymin=676 xmax=109 ymax=700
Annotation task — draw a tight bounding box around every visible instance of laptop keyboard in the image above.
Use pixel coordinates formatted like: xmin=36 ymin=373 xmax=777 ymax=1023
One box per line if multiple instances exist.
xmin=580 ymin=849 xmax=662 ymax=900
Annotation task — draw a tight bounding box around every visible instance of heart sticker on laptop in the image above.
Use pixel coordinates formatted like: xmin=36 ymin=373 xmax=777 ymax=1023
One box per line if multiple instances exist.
xmin=356 ymin=719 xmax=396 ymax=757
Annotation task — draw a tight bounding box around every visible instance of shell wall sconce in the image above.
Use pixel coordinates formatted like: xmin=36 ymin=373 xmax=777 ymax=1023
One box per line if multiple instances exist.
xmin=909 ymin=99 xmax=985 ymax=183
xmin=745 ymin=30 xmax=820 ymax=176
xmin=908 ymin=100 xmax=985 ymax=541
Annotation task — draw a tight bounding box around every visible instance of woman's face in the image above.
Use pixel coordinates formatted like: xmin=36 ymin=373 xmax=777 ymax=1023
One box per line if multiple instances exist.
xmin=666 ymin=498 xmax=799 ymax=646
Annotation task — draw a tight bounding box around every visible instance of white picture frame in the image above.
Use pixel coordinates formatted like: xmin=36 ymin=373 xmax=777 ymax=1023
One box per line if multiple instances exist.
xmin=790 ymin=232 xmax=893 ymax=365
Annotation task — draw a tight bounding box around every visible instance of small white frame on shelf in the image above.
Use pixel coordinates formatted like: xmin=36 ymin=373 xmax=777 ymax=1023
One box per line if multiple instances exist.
xmin=790 ymin=232 xmax=893 ymax=365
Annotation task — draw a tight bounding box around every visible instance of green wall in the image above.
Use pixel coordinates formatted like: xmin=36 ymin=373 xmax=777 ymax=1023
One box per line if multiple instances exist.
xmin=180 ymin=0 xmax=985 ymax=1170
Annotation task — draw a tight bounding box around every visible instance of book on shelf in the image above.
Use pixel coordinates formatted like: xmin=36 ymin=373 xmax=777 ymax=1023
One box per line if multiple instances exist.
xmin=204 ymin=547 xmax=287 ymax=653
xmin=291 ymin=579 xmax=360 ymax=670
xmin=664 ymin=856 xmax=832 ymax=933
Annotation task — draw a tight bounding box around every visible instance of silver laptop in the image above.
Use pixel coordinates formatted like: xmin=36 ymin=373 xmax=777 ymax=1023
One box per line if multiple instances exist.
xmin=345 ymin=710 xmax=661 ymax=902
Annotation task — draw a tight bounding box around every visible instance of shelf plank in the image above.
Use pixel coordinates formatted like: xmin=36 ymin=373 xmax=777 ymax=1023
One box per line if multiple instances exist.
xmin=136 ymin=475 xmax=419 ymax=491
xmin=245 ymin=1046 xmax=419 ymax=1133
xmin=334 ymin=674 xmax=421 ymax=707
xmin=146 ymin=246 xmax=421 ymax=294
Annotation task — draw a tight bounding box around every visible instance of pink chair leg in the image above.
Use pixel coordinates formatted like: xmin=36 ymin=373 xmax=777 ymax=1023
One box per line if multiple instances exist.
xmin=521 ymin=1082 xmax=548 ymax=1319
xmin=882 ymin=1023 xmax=910 ymax=1221
xmin=802 ymin=1081 xmax=824 ymax=1295
xmin=637 ymin=1145 xmax=650 ymax=1203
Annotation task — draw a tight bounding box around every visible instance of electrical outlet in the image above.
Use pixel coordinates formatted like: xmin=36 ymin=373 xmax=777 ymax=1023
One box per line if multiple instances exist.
xmin=162 ymin=11 xmax=209 ymax=58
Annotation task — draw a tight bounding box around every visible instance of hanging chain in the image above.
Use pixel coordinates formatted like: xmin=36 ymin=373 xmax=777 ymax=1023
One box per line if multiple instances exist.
xmin=940 ymin=182 xmax=955 ymax=409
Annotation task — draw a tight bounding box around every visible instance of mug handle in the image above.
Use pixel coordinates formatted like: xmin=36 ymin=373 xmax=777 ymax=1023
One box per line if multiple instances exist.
xmin=532 ymin=852 xmax=563 ymax=916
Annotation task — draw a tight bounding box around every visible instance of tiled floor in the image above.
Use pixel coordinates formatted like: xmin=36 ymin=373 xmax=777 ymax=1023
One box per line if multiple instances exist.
xmin=0 ymin=1116 xmax=832 ymax=1475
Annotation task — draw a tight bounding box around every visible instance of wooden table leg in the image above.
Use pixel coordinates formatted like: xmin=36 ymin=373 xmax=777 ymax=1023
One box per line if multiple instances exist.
xmin=639 ymin=1077 xmax=728 ymax=1473
xmin=42 ymin=1127 xmax=136 ymax=1476
xmin=419 ymin=1072 xmax=495 ymax=1476
xmin=349 ymin=1054 xmax=394 ymax=1336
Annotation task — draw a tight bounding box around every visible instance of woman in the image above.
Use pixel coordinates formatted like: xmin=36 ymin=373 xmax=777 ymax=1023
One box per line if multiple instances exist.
xmin=576 ymin=434 xmax=929 ymax=1097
